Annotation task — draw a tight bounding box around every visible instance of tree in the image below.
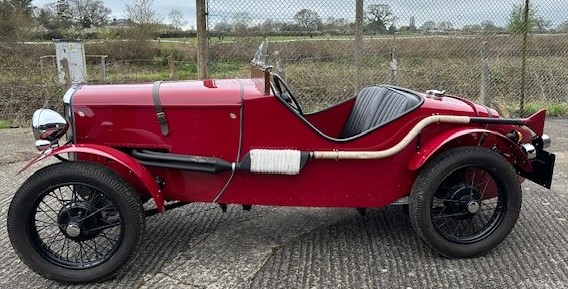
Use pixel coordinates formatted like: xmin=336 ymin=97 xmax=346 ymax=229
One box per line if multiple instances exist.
xmin=168 ymin=9 xmax=186 ymax=30
xmin=507 ymin=3 xmax=544 ymax=34
xmin=293 ymin=9 xmax=322 ymax=32
xmin=261 ymin=19 xmax=275 ymax=33
xmin=409 ymin=15 xmax=416 ymax=31
xmin=463 ymin=24 xmax=482 ymax=33
xmin=9 ymin=0 xmax=34 ymax=17
xmin=481 ymin=20 xmax=501 ymax=33
xmin=232 ymin=12 xmax=251 ymax=35
xmin=365 ymin=4 xmax=394 ymax=33
xmin=324 ymin=17 xmax=349 ymax=34
xmin=69 ymin=0 xmax=111 ymax=28
xmin=420 ymin=21 xmax=436 ymax=32
xmin=388 ymin=24 xmax=396 ymax=34
xmin=213 ymin=20 xmax=231 ymax=34
xmin=437 ymin=21 xmax=454 ymax=31
xmin=0 ymin=1 xmax=17 ymax=40
xmin=0 ymin=0 xmax=35 ymax=40
xmin=557 ymin=21 xmax=568 ymax=33
xmin=125 ymin=0 xmax=162 ymax=39
xmin=125 ymin=0 xmax=161 ymax=25
xmin=55 ymin=0 xmax=73 ymax=28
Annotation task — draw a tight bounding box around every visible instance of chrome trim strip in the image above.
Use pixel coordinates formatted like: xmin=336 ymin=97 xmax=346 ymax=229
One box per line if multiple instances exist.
xmin=63 ymin=84 xmax=80 ymax=104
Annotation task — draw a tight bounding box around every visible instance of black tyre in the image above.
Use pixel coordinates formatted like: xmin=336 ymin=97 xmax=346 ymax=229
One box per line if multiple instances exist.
xmin=409 ymin=147 xmax=522 ymax=258
xmin=7 ymin=161 xmax=145 ymax=283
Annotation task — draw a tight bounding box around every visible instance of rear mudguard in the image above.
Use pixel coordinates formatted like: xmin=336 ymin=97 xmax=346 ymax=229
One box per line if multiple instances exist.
xmin=19 ymin=144 xmax=164 ymax=212
xmin=408 ymin=128 xmax=532 ymax=172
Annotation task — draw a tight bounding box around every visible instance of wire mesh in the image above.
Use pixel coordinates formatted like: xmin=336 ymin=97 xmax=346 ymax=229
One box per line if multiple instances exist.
xmin=0 ymin=41 xmax=199 ymax=126
xmin=207 ymin=0 xmax=568 ymax=114
xmin=2 ymin=0 xmax=568 ymax=125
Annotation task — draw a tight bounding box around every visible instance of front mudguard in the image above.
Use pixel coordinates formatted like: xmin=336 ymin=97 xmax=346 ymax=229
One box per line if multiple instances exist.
xmin=408 ymin=128 xmax=532 ymax=173
xmin=20 ymin=144 xmax=165 ymax=212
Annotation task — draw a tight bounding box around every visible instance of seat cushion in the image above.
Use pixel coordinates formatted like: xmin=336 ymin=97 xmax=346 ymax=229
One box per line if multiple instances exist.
xmin=341 ymin=86 xmax=421 ymax=138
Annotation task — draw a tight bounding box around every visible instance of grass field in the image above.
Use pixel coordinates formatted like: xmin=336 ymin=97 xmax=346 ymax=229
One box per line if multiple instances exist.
xmin=1 ymin=34 xmax=568 ymax=126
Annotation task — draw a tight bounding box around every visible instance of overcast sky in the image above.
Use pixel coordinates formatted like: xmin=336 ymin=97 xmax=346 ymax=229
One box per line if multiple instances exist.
xmin=32 ymin=0 xmax=568 ymax=29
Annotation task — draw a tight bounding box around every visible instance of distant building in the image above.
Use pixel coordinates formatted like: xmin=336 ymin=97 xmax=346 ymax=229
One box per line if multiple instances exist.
xmin=108 ymin=19 xmax=132 ymax=28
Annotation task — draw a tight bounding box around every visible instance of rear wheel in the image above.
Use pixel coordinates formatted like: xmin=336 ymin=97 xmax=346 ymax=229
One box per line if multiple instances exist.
xmin=7 ymin=161 xmax=145 ymax=283
xmin=409 ymin=147 xmax=522 ymax=258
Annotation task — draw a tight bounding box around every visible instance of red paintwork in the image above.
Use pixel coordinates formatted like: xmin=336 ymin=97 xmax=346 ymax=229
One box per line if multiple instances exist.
xmin=56 ymin=78 xmax=536 ymax=209
xmin=302 ymin=98 xmax=355 ymax=138
xmin=407 ymin=128 xmax=532 ymax=172
xmin=524 ymin=109 xmax=546 ymax=136
xmin=20 ymin=144 xmax=164 ymax=212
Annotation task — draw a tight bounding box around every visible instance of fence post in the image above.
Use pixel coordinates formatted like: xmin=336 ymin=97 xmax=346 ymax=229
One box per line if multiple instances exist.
xmin=390 ymin=48 xmax=398 ymax=85
xmin=100 ymin=56 xmax=107 ymax=84
xmin=354 ymin=0 xmax=364 ymax=94
xmin=197 ymin=0 xmax=208 ymax=79
xmin=168 ymin=56 xmax=178 ymax=80
xmin=480 ymin=41 xmax=491 ymax=105
xmin=520 ymin=0 xmax=530 ymax=117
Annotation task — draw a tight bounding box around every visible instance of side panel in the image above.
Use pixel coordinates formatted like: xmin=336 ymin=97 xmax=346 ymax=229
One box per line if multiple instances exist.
xmin=218 ymin=94 xmax=440 ymax=208
xmin=72 ymin=81 xmax=242 ymax=202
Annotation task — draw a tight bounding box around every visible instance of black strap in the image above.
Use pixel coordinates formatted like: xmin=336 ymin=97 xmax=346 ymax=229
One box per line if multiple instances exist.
xmin=152 ymin=81 xmax=169 ymax=136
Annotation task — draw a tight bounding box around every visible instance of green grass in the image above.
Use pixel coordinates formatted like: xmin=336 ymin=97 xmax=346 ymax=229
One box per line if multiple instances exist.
xmin=520 ymin=102 xmax=568 ymax=117
xmin=0 ymin=120 xmax=10 ymax=129
xmin=4 ymin=36 xmax=568 ymax=124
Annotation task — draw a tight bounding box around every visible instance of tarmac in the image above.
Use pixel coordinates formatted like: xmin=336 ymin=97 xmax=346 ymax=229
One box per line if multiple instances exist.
xmin=0 ymin=119 xmax=567 ymax=289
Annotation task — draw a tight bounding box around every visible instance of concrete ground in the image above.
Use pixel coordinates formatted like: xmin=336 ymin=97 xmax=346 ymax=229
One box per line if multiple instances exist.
xmin=0 ymin=120 xmax=566 ymax=289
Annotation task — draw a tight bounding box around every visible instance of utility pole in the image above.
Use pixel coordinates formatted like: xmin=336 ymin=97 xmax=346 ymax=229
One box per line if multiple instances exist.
xmin=197 ymin=0 xmax=208 ymax=79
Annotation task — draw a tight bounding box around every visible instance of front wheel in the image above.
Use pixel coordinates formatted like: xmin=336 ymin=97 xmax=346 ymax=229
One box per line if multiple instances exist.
xmin=409 ymin=147 xmax=522 ymax=258
xmin=7 ymin=161 xmax=145 ymax=283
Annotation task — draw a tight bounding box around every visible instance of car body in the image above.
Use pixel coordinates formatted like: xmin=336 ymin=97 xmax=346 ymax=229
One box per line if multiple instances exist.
xmin=7 ymin=41 xmax=555 ymax=283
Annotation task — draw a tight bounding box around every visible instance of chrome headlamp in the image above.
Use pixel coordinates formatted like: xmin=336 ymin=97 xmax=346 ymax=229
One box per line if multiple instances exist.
xmin=32 ymin=109 xmax=68 ymax=150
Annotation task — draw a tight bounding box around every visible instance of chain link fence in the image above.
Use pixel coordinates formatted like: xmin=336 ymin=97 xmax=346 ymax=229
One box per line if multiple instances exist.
xmin=0 ymin=41 xmax=200 ymax=125
xmin=2 ymin=0 xmax=568 ymax=126
xmin=207 ymin=0 xmax=568 ymax=115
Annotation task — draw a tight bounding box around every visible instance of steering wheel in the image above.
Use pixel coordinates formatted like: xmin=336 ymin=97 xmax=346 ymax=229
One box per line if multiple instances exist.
xmin=272 ymin=74 xmax=303 ymax=115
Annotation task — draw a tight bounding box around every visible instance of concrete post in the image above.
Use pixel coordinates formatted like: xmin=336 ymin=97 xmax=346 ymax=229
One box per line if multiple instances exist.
xmin=480 ymin=41 xmax=491 ymax=105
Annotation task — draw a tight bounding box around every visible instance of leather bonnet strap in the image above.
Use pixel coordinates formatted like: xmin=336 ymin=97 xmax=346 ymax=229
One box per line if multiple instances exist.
xmin=152 ymin=81 xmax=169 ymax=136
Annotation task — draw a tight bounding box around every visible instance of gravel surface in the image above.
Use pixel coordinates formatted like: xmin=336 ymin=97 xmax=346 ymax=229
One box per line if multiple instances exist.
xmin=0 ymin=119 xmax=566 ymax=289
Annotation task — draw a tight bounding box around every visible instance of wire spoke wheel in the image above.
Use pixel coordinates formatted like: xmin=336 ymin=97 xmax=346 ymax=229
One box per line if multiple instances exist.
xmin=409 ymin=147 xmax=522 ymax=258
xmin=8 ymin=162 xmax=144 ymax=283
xmin=32 ymin=183 xmax=124 ymax=269
xmin=431 ymin=167 xmax=505 ymax=244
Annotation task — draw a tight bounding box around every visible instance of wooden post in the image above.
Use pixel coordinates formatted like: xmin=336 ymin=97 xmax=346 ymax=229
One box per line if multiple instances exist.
xmin=197 ymin=0 xmax=208 ymax=79
xmin=354 ymin=0 xmax=364 ymax=94
xmin=520 ymin=0 xmax=530 ymax=117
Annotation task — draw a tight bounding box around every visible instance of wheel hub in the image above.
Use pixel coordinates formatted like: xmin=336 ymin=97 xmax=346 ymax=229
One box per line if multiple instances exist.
xmin=65 ymin=223 xmax=81 ymax=237
xmin=445 ymin=183 xmax=482 ymax=219
xmin=58 ymin=202 xmax=102 ymax=241
xmin=467 ymin=201 xmax=480 ymax=213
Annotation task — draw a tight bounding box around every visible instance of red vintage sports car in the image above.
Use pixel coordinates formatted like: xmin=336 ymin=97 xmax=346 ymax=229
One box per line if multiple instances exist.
xmin=7 ymin=41 xmax=555 ymax=283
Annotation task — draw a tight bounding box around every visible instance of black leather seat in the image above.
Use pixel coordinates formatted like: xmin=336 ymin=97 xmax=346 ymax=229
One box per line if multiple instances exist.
xmin=341 ymin=86 xmax=421 ymax=138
